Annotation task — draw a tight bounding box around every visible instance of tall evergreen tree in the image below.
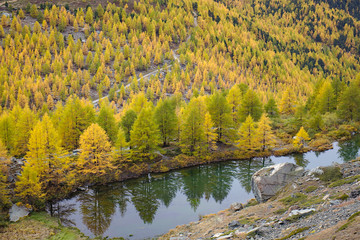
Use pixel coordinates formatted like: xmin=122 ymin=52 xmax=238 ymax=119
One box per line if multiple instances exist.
xmin=97 ymin=102 xmax=118 ymax=144
xmin=180 ymin=98 xmax=206 ymax=155
xmin=154 ymin=98 xmax=177 ymax=146
xmin=236 ymin=115 xmax=259 ymax=151
xmin=120 ymin=109 xmax=137 ymax=142
xmin=238 ymin=89 xmax=263 ymax=122
xmin=130 ymin=108 xmax=161 ymax=157
xmin=58 ymin=97 xmax=95 ymax=150
xmin=208 ymin=92 xmax=233 ymax=142
xmin=77 ymin=123 xmax=114 ymax=183
xmin=257 ymin=114 xmax=276 ymax=151
xmin=226 ymin=85 xmax=242 ymax=126
xmin=337 ymin=83 xmax=360 ymax=121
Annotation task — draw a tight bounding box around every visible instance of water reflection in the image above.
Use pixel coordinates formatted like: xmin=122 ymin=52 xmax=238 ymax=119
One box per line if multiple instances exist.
xmin=338 ymin=136 xmax=360 ymax=161
xmin=52 ymin=135 xmax=360 ymax=239
xmin=79 ymin=188 xmax=116 ymax=236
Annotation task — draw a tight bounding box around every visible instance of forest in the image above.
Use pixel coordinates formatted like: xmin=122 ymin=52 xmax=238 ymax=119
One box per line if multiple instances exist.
xmin=0 ymin=0 xmax=360 ymax=215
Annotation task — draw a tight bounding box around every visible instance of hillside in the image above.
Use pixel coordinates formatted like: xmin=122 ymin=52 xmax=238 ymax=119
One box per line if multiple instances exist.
xmin=0 ymin=0 xmax=360 ymax=227
xmin=161 ymin=159 xmax=360 ymax=239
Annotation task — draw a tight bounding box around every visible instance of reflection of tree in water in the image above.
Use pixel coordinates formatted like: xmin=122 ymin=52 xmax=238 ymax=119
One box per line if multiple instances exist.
xmin=208 ymin=163 xmax=235 ymax=203
xmin=293 ymin=154 xmax=309 ymax=167
xmin=235 ymin=158 xmax=273 ymax=193
xmin=111 ymin=183 xmax=130 ymax=217
xmin=128 ymin=178 xmax=160 ymax=224
xmin=152 ymin=172 xmax=179 ymax=208
xmin=180 ymin=166 xmax=205 ymax=211
xmin=48 ymin=201 xmax=76 ymax=226
xmin=78 ymin=187 xmax=116 ymax=237
xmin=180 ymin=163 xmax=236 ymax=209
xmin=338 ymin=135 xmax=360 ymax=162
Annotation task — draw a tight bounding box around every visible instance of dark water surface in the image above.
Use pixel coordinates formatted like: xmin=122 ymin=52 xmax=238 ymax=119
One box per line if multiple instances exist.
xmin=51 ymin=135 xmax=360 ymax=239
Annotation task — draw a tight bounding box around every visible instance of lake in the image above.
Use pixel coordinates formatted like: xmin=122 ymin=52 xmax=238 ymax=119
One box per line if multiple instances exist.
xmin=50 ymin=135 xmax=360 ymax=239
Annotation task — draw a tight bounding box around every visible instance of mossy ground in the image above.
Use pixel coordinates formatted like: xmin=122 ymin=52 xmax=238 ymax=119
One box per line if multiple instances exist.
xmin=0 ymin=212 xmax=87 ymax=240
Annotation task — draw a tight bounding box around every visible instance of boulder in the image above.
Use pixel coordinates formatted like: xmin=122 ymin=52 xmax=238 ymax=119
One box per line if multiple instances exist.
xmin=9 ymin=204 xmax=31 ymax=222
xmin=230 ymin=202 xmax=243 ymax=212
xmin=251 ymin=163 xmax=304 ymax=202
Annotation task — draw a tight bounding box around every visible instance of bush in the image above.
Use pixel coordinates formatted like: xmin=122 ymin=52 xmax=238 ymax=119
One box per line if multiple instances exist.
xmin=304 ymin=186 xmax=318 ymax=193
xmin=316 ymin=166 xmax=342 ymax=183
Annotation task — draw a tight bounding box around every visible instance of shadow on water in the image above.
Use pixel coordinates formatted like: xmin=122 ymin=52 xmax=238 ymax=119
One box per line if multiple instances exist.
xmin=50 ymin=135 xmax=360 ymax=239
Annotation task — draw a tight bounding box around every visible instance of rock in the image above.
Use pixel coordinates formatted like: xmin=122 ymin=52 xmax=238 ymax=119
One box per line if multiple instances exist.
xmin=234 ymin=229 xmax=247 ymax=237
xmin=216 ymin=233 xmax=233 ymax=239
xmin=228 ymin=220 xmax=240 ymax=229
xmin=9 ymin=204 xmax=31 ymax=222
xmin=350 ymin=189 xmax=360 ymax=198
xmin=322 ymin=194 xmax=330 ymax=200
xmin=251 ymin=163 xmax=304 ymax=202
xmin=170 ymin=237 xmax=189 ymax=240
xmin=307 ymin=166 xmax=324 ymax=176
xmin=330 ymin=200 xmax=341 ymax=205
xmin=288 ymin=208 xmax=315 ymax=217
xmin=212 ymin=233 xmax=223 ymax=238
xmin=230 ymin=202 xmax=243 ymax=212
xmin=246 ymin=226 xmax=260 ymax=236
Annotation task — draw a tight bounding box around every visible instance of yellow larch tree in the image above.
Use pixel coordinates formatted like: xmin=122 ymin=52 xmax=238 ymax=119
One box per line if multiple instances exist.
xmin=257 ymin=114 xmax=276 ymax=151
xmin=77 ymin=123 xmax=115 ymax=184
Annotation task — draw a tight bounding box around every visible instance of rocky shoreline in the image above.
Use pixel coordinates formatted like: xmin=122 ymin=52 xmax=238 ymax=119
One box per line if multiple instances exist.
xmin=160 ymin=159 xmax=360 ymax=240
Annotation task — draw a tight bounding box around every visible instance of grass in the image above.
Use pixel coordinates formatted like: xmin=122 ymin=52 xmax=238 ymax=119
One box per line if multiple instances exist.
xmin=336 ymin=211 xmax=360 ymax=233
xmin=328 ymin=175 xmax=360 ymax=188
xmin=274 ymin=208 xmax=287 ymax=215
xmin=315 ymin=166 xmax=342 ymax=183
xmin=280 ymin=193 xmax=307 ymax=206
xmin=0 ymin=212 xmax=87 ymax=240
xmin=336 ymin=193 xmax=349 ymax=201
xmin=304 ymin=186 xmax=318 ymax=193
xmin=276 ymin=226 xmax=310 ymax=240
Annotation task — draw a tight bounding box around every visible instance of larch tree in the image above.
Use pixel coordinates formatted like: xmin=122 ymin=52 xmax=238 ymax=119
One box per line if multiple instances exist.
xmin=180 ymin=98 xmax=206 ymax=155
xmin=226 ymin=85 xmax=242 ymax=126
xmin=25 ymin=113 xmax=68 ymax=197
xmin=58 ymin=97 xmax=95 ymax=150
xmin=13 ymin=106 xmax=37 ymax=157
xmin=0 ymin=112 xmax=14 ymax=151
xmin=257 ymin=114 xmax=276 ymax=151
xmin=130 ymin=108 xmax=161 ymax=158
xmin=15 ymin=163 xmax=44 ymax=206
xmin=236 ymin=115 xmax=259 ymax=151
xmin=77 ymin=123 xmax=114 ymax=184
xmin=154 ymin=98 xmax=177 ymax=146
xmin=0 ymin=140 xmax=10 ymax=208
xmin=208 ymin=91 xmax=233 ymax=142
xmin=97 ymin=102 xmax=118 ymax=144
xmin=279 ymin=88 xmax=296 ymax=115
xmin=115 ymin=127 xmax=128 ymax=157
xmin=314 ymin=81 xmax=335 ymax=114
xmin=203 ymin=112 xmax=217 ymax=152
xmin=293 ymin=126 xmax=310 ymax=148
xmin=264 ymin=98 xmax=279 ymax=118
xmin=337 ymin=83 xmax=360 ymax=121
xmin=238 ymin=89 xmax=263 ymax=122
xmin=120 ymin=109 xmax=137 ymax=142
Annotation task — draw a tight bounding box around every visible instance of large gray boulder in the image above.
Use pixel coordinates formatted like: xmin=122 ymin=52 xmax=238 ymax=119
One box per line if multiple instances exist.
xmin=251 ymin=162 xmax=304 ymax=202
xmin=9 ymin=204 xmax=31 ymax=222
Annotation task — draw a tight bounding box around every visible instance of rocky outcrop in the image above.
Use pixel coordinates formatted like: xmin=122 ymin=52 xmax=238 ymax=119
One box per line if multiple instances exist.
xmin=9 ymin=204 xmax=31 ymax=222
xmin=251 ymin=162 xmax=304 ymax=202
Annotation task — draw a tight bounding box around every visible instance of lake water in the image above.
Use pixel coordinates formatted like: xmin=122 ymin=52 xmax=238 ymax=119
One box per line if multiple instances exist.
xmin=51 ymin=135 xmax=360 ymax=239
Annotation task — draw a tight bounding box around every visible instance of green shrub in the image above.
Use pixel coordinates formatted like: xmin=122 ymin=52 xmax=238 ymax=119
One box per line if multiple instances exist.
xmin=304 ymin=186 xmax=318 ymax=193
xmin=315 ymin=166 xmax=342 ymax=183
xmin=280 ymin=193 xmax=307 ymax=206
xmin=336 ymin=194 xmax=349 ymax=201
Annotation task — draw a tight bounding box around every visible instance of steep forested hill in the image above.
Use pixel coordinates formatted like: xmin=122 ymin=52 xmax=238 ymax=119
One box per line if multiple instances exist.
xmin=0 ymin=0 xmax=360 ymax=209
